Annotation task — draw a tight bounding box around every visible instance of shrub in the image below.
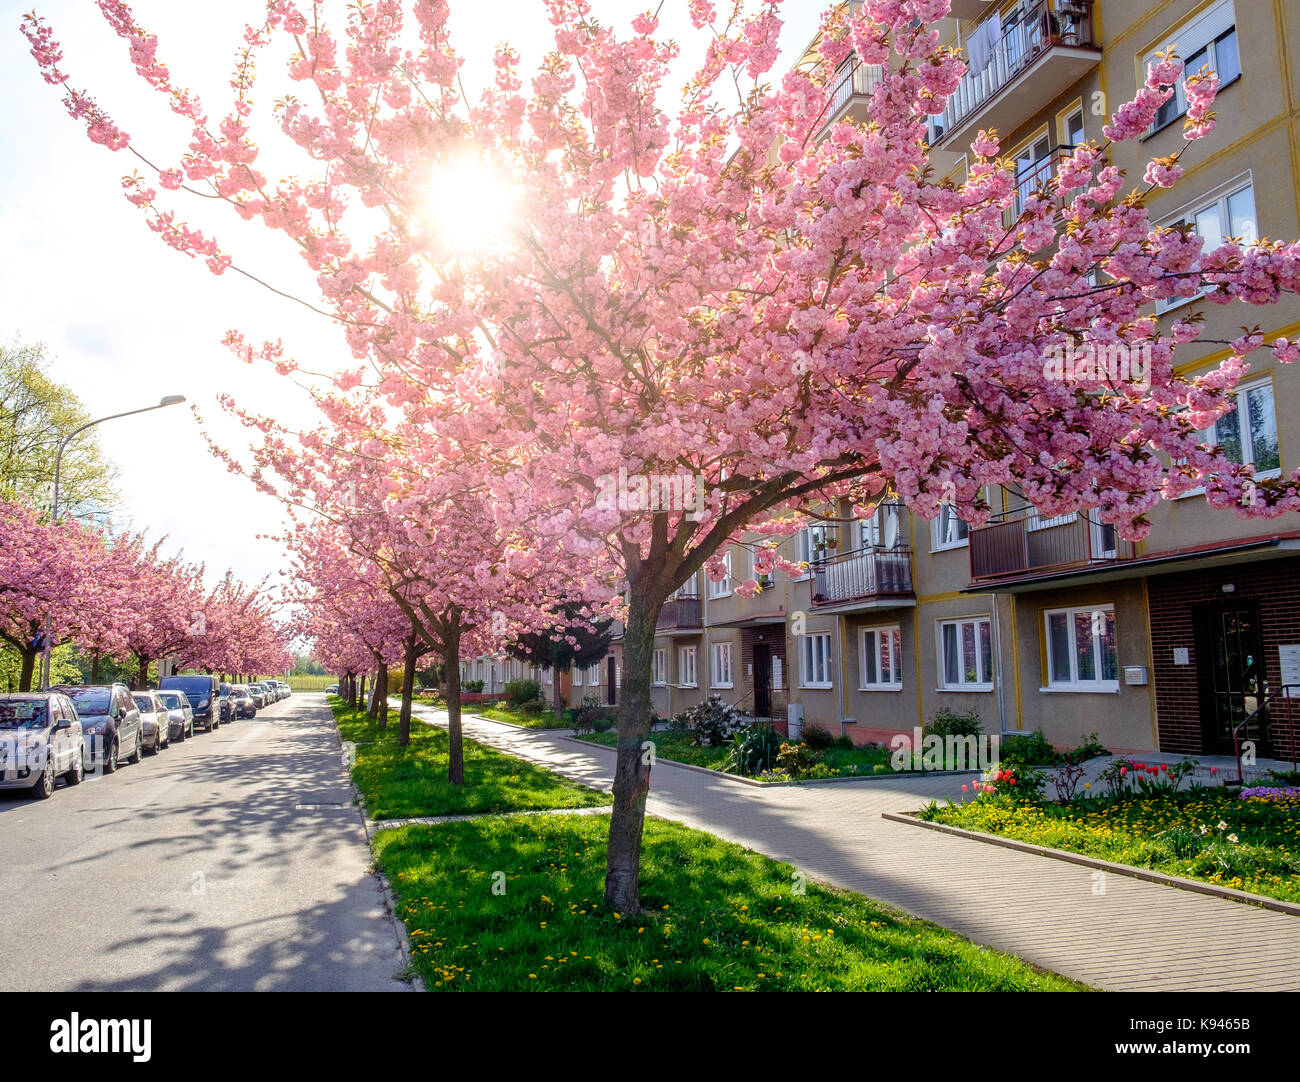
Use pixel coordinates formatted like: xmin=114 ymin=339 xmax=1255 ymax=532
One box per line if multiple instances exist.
xmin=463 ymin=679 xmax=485 ymax=694
xmin=978 ymin=764 xmax=1047 ymax=801
xmin=504 ymin=678 xmax=541 ymax=707
xmin=833 ymin=733 xmax=855 ymax=750
xmin=1065 ymin=732 xmax=1110 ymax=763
xmin=591 ymin=715 xmax=615 ymax=733
xmin=774 ymin=741 xmax=820 ymax=778
xmin=519 ymin=697 xmax=549 ymax=714
xmin=683 ymin=695 xmax=745 ymax=747
xmin=724 ymin=723 xmax=783 ymax=777
xmin=1049 ymin=760 xmax=1088 ymax=802
xmin=925 ymin=707 xmax=982 ymax=740
xmin=572 ymin=694 xmax=608 ymax=734
xmin=802 ymin=724 xmax=835 ymax=750
xmin=667 ymin=711 xmax=691 ymax=737
xmin=999 ymin=729 xmax=1056 ymax=766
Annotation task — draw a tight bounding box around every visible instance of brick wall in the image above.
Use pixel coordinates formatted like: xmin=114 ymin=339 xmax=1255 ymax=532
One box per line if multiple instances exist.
xmin=1147 ymin=554 xmax=1300 ymax=757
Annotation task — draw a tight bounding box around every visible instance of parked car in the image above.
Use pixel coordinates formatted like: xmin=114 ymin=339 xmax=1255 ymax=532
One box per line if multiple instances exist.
xmin=258 ymin=682 xmax=278 ymax=704
xmin=246 ymin=684 xmax=266 ymax=709
xmin=229 ymin=685 xmax=257 ymax=719
xmin=265 ymin=681 xmax=283 ymax=703
xmin=159 ymin=674 xmax=221 ymax=732
xmin=52 ymin=684 xmax=143 ymax=775
xmin=325 ymin=684 xmax=339 ymax=694
xmin=217 ymin=683 xmax=236 ymax=724
xmin=277 ymin=681 xmax=292 ymax=698
xmin=156 ymin=689 xmax=195 ymax=742
xmin=0 ymin=692 xmax=85 ymax=798
xmin=133 ymin=690 xmax=170 ymax=754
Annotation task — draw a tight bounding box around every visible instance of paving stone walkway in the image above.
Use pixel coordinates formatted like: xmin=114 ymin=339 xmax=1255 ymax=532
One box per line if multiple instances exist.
xmin=411 ymin=704 xmax=1300 ymax=991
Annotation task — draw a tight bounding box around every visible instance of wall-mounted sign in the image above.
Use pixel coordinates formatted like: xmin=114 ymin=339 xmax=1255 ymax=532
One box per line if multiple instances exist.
xmin=1172 ymin=648 xmax=1190 ymax=666
xmin=1279 ymin=645 xmax=1300 ymax=697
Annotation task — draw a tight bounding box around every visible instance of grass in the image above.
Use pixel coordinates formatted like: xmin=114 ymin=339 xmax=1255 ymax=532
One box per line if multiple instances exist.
xmin=329 ymin=697 xmax=609 ymax=820
xmin=373 ymin=812 xmax=1084 ymax=991
xmin=471 ymin=703 xmax=576 ymax=730
xmin=575 ymin=730 xmax=898 ymax=779
xmin=920 ymin=789 xmax=1300 ymax=906
xmin=288 ymin=674 xmax=338 ymax=691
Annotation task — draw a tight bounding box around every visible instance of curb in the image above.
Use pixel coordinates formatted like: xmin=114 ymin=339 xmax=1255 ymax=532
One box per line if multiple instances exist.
xmin=883 ymin=811 xmax=1300 ymax=918
xmin=562 ymin=734 xmax=981 ymax=788
xmin=331 ymin=722 xmax=426 ymax=991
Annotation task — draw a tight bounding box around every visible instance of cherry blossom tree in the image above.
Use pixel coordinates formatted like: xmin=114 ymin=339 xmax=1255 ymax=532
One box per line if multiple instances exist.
xmin=24 ymin=0 xmax=1300 ymax=911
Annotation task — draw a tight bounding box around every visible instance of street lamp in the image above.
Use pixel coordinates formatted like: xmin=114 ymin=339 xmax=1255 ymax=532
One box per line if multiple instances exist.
xmin=40 ymin=394 xmax=187 ymax=689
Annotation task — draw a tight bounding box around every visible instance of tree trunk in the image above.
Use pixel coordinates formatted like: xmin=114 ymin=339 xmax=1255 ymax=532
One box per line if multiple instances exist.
xmin=377 ymin=664 xmax=389 ymax=728
xmin=18 ymin=646 xmax=37 ymax=692
xmin=91 ymin=652 xmax=101 ymax=683
xmin=358 ymin=672 xmax=367 ymax=709
xmin=138 ymin=656 xmax=150 ymax=690
xmin=604 ymin=590 xmax=662 ymax=915
xmin=444 ymin=622 xmax=464 ymax=786
xmin=397 ymin=633 xmax=418 ymax=748
xmin=367 ymin=663 xmax=379 ymax=719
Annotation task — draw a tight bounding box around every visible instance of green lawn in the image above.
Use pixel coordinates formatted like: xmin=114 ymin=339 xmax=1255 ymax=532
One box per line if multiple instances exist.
xmin=920 ymin=789 xmax=1300 ymax=905
xmin=575 ymin=730 xmax=897 ymax=779
xmin=329 ymin=697 xmax=609 ymax=820
xmin=471 ymin=703 xmax=576 ymax=730
xmin=374 ymin=813 xmax=1084 ymax=991
xmin=576 ymin=730 xmax=733 ymax=770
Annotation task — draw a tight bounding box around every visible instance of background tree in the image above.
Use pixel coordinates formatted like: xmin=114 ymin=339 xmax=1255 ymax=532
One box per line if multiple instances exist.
xmin=506 ymin=602 xmax=615 ymax=716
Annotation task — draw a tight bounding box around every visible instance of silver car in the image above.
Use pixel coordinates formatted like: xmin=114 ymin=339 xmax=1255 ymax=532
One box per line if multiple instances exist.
xmin=156 ymin=689 xmax=195 ymax=742
xmin=133 ymin=690 xmax=170 ymax=754
xmin=0 ymin=693 xmax=86 ymax=798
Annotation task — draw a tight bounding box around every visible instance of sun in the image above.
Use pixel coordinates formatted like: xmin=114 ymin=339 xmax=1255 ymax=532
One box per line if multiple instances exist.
xmin=420 ymin=154 xmax=519 ymax=258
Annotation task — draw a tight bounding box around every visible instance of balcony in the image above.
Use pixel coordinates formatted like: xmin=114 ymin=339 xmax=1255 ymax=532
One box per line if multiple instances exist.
xmin=929 ymin=1 xmax=1100 ymax=155
xmin=969 ymin=507 xmax=1135 ymax=584
xmin=811 ymin=547 xmax=914 ymax=609
xmin=822 ymin=58 xmax=884 ymax=131
xmin=656 ymin=594 xmax=702 ymax=632
xmin=1002 ymin=143 xmax=1105 ymax=229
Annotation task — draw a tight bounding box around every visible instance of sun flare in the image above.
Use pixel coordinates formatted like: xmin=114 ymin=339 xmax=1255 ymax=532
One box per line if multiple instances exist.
xmin=421 ymin=156 xmax=519 ymax=257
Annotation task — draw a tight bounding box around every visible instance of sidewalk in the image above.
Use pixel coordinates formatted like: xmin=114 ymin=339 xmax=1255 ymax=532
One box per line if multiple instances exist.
xmin=412 ymin=704 xmax=1300 ymax=991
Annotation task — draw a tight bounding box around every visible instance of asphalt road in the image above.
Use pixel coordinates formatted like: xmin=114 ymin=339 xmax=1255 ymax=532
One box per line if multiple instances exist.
xmin=0 ymin=692 xmax=410 ymax=991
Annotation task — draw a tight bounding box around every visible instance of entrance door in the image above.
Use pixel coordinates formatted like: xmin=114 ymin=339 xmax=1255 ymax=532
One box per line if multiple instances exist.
xmin=1194 ymin=601 xmax=1269 ymax=755
xmin=606 ymin=657 xmax=617 ymax=706
xmin=753 ymin=644 xmax=772 ymax=719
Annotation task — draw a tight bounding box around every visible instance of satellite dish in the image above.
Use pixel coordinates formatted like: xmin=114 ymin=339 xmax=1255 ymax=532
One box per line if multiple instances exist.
xmin=883 ymin=508 xmax=899 ymax=550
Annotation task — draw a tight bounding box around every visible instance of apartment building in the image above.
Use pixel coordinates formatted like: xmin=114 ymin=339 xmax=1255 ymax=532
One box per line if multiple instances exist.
xmin=470 ymin=0 xmax=1300 ymax=760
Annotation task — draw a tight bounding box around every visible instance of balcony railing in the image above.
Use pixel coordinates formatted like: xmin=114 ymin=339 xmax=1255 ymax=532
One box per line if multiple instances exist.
xmin=930 ymin=1 xmax=1098 ymax=147
xmin=1001 ymin=143 xmax=1104 ymax=227
xmin=969 ymin=507 xmax=1134 ymax=582
xmin=811 ymin=547 xmax=913 ymax=608
xmin=824 ymin=58 xmax=884 ymax=129
xmin=657 ymin=594 xmax=702 ymax=631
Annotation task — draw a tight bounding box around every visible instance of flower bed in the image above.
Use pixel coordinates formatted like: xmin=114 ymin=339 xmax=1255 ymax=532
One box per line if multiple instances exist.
xmin=918 ymin=787 xmax=1300 ymax=906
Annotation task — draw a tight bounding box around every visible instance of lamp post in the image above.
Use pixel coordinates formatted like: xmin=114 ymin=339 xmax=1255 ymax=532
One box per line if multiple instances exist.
xmin=40 ymin=395 xmax=186 ymax=690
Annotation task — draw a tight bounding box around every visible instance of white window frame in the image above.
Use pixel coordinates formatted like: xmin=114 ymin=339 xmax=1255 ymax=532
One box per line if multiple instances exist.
xmin=859 ymin=626 xmax=903 ymax=691
xmin=1177 ymin=375 xmax=1282 ymax=497
xmin=936 ymin=616 xmax=994 ymax=692
xmin=1145 ymin=0 xmax=1240 ymax=137
xmin=572 ymin=664 xmax=583 ymax=687
xmin=651 ymin=649 xmax=667 ymax=687
xmin=931 ymin=504 xmax=970 ymax=552
xmin=799 ymin=632 xmax=834 ymax=689
xmin=586 ymin=662 xmax=601 ymax=686
xmin=711 ymin=642 xmax=734 ymax=689
xmin=796 ymin=522 xmax=835 ymax=571
xmin=1156 ymin=175 xmax=1256 ymax=314
xmin=1043 ymin=605 xmax=1120 ymax=693
xmin=708 ymin=551 xmax=733 ymax=599
xmin=678 ymin=646 xmax=698 ymax=688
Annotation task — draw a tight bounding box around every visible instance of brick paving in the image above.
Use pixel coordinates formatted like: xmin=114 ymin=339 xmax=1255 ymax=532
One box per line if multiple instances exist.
xmin=410 ymin=704 xmax=1300 ymax=991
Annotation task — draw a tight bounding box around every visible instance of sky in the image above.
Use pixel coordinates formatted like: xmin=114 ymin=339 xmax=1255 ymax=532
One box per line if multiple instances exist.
xmin=0 ymin=0 xmax=823 ymax=612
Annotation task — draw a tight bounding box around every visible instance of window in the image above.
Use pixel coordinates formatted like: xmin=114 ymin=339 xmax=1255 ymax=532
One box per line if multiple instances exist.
xmin=858 ymin=501 xmax=903 ymax=550
xmin=572 ymin=665 xmax=582 ymax=687
xmin=1148 ymin=1 xmax=1240 ymax=134
xmin=586 ymin=662 xmax=601 ymax=685
xmin=937 ymin=617 xmax=994 ymax=690
xmin=674 ymin=572 xmax=700 ymax=599
xmin=678 ymin=646 xmax=698 ymax=687
xmin=652 ymin=649 xmax=667 ymax=686
xmin=800 ymin=632 xmax=833 ymax=688
xmin=1157 ymin=179 xmax=1256 ymax=313
xmin=860 ymin=626 xmax=902 ymax=690
xmin=1204 ymin=378 xmax=1280 ymax=477
xmin=931 ymin=505 xmax=969 ymax=551
xmin=711 ymin=642 xmax=734 ymax=688
xmin=797 ymin=523 xmax=835 ymax=566
xmin=1045 ymin=606 xmax=1119 ymax=691
xmin=1064 ymin=108 xmax=1085 ymax=148
xmin=708 ymin=551 xmax=733 ymax=598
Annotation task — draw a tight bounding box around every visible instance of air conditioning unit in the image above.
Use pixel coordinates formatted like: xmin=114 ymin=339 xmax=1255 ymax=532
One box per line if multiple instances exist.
xmin=787 ymin=703 xmax=804 ymax=740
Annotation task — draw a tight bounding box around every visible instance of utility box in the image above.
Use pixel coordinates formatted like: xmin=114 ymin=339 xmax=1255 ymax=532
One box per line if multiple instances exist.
xmin=1123 ymin=666 xmax=1148 ymax=686
xmin=787 ymin=703 xmax=804 ymax=740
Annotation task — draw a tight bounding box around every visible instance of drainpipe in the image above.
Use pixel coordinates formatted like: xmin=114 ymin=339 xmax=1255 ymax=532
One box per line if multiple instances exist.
xmin=991 ymin=592 xmax=1008 ymax=733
